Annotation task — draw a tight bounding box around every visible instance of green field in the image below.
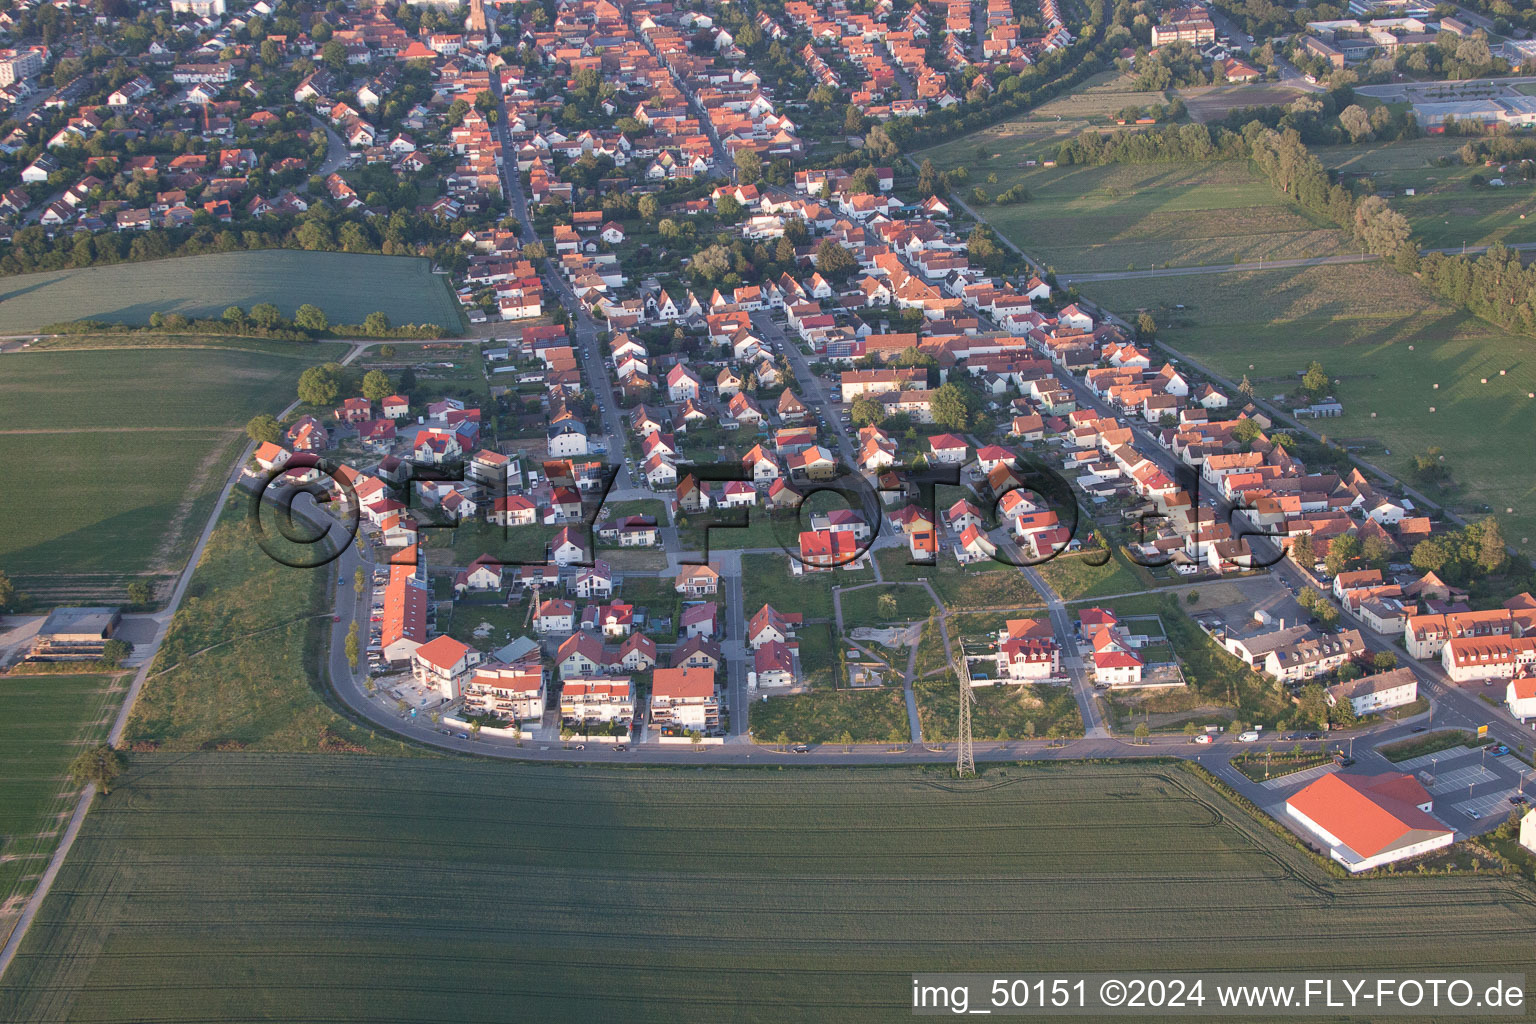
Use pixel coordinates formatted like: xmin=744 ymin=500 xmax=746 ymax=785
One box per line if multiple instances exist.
xmin=0 ymin=251 xmax=463 ymax=332
xmin=0 ymin=674 xmax=121 ymax=949
xmin=1316 ymin=138 xmax=1536 ymax=250
xmin=919 ymin=137 xmax=1348 ymax=273
xmin=916 ymin=678 xmax=1082 ymax=741
xmin=4 ymin=756 xmax=1535 ymax=1022
xmin=0 ymin=343 xmax=343 ymax=603
xmin=1083 ymin=260 xmax=1536 ymax=551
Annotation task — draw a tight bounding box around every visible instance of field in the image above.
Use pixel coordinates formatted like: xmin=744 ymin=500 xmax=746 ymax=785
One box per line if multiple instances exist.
xmin=1082 ymin=260 xmax=1536 ymax=552
xmin=123 ymin=503 xmax=415 ymax=756
xmin=740 ymin=552 xmax=874 ymax=621
xmin=750 ymin=686 xmax=909 ymax=743
xmin=919 ymin=133 xmax=1348 ymax=273
xmin=4 ymin=756 xmax=1536 ymax=1022
xmin=0 ymin=250 xmax=463 ymax=332
xmin=915 ymin=679 xmax=1082 ymax=741
xmin=0 ymin=342 xmax=344 ymax=603
xmin=1315 ymin=137 xmax=1536 ymax=251
xmin=1037 ymin=548 xmax=1151 ymax=602
xmin=0 ymin=674 xmax=121 ymax=949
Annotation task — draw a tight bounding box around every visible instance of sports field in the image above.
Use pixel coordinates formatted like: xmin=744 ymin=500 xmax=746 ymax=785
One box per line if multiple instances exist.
xmin=1083 ymin=261 xmax=1536 ymax=551
xmin=0 ymin=251 xmax=463 ymax=332
xmin=0 ymin=342 xmax=344 ymax=603
xmin=2 ymin=757 xmax=1533 ymax=1023
xmin=0 ymin=674 xmax=121 ymax=950
xmin=1315 ymin=138 xmax=1536 ymax=251
xmin=918 ymin=135 xmax=1349 ymax=273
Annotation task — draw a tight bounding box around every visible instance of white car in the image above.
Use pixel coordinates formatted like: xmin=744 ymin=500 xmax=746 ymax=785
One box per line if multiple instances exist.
xmin=1193 ymin=734 xmax=1213 ymax=745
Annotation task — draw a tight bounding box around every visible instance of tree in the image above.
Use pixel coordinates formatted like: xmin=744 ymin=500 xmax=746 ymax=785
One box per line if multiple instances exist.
xmin=1479 ymin=517 xmax=1507 ymax=573
xmin=638 ymin=193 xmax=659 ymax=220
xmin=126 ymin=581 xmax=152 ymax=606
xmin=1361 ymin=533 xmax=1392 ymax=568
xmin=245 ymin=413 xmax=281 ymax=444
xmin=1372 ymin=651 xmax=1398 ymax=671
xmin=1339 ymin=104 xmax=1373 ymax=143
xmin=471 ymin=719 xmax=483 ymax=738
xmin=223 ymin=305 xmax=246 ymax=325
xmin=843 ymin=105 xmax=864 ymax=137
xmin=345 ymin=622 xmax=360 ymax=668
xmin=1238 ymin=374 xmax=1254 ymax=397
xmin=379 ymin=344 xmax=397 ymax=358
xmin=814 ymin=239 xmax=857 ymax=280
xmin=887 ymin=725 xmax=906 ymax=749
xmin=251 ymin=302 xmax=283 ymax=328
xmin=1290 ymin=531 xmax=1314 ymax=569
xmin=100 ymin=638 xmax=131 ymax=668
xmin=930 ymin=382 xmax=971 ymax=431
xmin=294 ymin=303 xmax=329 ymax=332
xmin=1410 ymin=537 xmax=1448 ymax=574
xmin=1301 ymin=360 xmax=1329 ymax=397
xmin=1297 ymin=683 xmax=1330 ymax=730
xmin=775 ymin=731 xmax=790 ymax=751
xmin=1324 ymin=532 xmax=1361 ymax=577
xmin=877 ymin=593 xmax=897 ymax=619
xmin=1231 ymin=418 xmax=1263 ymax=446
xmin=69 ymin=745 xmax=124 ymax=795
xmin=690 ymin=730 xmax=703 ymax=752
xmin=734 ymin=149 xmax=762 ymax=186
xmin=1136 ymin=312 xmax=1157 ymax=339
xmin=1023 ymin=720 xmax=1036 ymax=739
xmin=522 ymin=241 xmax=548 ymax=260
xmin=838 ymin=729 xmax=855 ymax=752
xmin=297 ymin=365 xmax=340 ymax=406
xmin=1134 ymin=722 xmax=1150 ymax=744
xmin=361 ymin=369 xmax=393 ymax=402
xmin=363 ymin=311 xmax=390 ymax=336
xmin=354 ymin=567 xmax=365 ymax=594
xmin=1183 ymin=721 xmax=1200 ymax=738
xmin=0 ymin=569 xmax=15 ymax=613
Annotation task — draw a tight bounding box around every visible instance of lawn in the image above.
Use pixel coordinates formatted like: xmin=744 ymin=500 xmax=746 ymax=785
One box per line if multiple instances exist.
xmin=794 ymin=621 xmax=839 ymax=690
xmin=442 ymin=597 xmax=530 ymax=649
xmin=6 ymin=757 xmax=1536 ymax=1022
xmin=123 ymin=503 xmax=415 ymax=755
xmin=1378 ymin=730 xmax=1485 ymax=763
xmin=918 ymin=138 xmax=1348 ymax=273
xmin=915 ymin=678 xmax=1082 ymax=741
xmin=750 ymin=687 xmax=909 ymax=744
xmin=1084 ymin=261 xmax=1536 ymax=554
xmin=837 ymin=583 xmax=936 ymax=628
xmin=741 ymin=553 xmax=874 ymax=621
xmin=1037 ymin=548 xmax=1150 ymax=602
xmin=0 ymin=673 xmax=121 ymax=949
xmin=677 ymin=508 xmax=796 ymax=552
xmin=0 ymin=250 xmax=463 ymax=332
xmin=0 ymin=343 xmax=344 ymax=603
xmin=874 ymin=548 xmax=1050 ymax=611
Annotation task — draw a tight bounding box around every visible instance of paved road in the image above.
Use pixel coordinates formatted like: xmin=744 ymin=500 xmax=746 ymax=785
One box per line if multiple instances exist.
xmin=310 ymin=114 xmax=351 ymax=177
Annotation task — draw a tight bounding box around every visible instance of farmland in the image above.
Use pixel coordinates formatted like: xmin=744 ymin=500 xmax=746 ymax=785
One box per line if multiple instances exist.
xmin=0 ymin=250 xmax=463 ymax=332
xmin=0 ymin=342 xmax=344 ymax=603
xmin=4 ymin=756 xmax=1535 ymax=1023
xmin=918 ymin=133 xmax=1348 ymax=273
xmin=1081 ymin=260 xmax=1536 ymax=552
xmin=0 ymin=674 xmax=121 ymax=950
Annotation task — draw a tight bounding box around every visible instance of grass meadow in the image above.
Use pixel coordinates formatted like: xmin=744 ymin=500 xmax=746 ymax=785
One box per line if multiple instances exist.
xmin=1315 ymin=137 xmax=1536 ymax=251
xmin=0 ymin=674 xmax=122 ymax=950
xmin=919 ymin=133 xmax=1349 ymax=273
xmin=0 ymin=343 xmax=344 ymax=603
xmin=1083 ymin=261 xmax=1536 ymax=552
xmin=124 ymin=503 xmax=416 ymax=756
xmin=0 ymin=250 xmax=463 ymax=332
xmin=3 ymin=757 xmax=1534 ymax=1022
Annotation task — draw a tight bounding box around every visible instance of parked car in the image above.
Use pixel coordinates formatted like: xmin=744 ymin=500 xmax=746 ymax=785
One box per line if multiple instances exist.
xmin=1510 ymin=795 xmax=1529 ymax=806
xmin=1193 ymin=734 xmax=1213 ymax=745
xmin=792 ymin=744 xmax=809 ymax=753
